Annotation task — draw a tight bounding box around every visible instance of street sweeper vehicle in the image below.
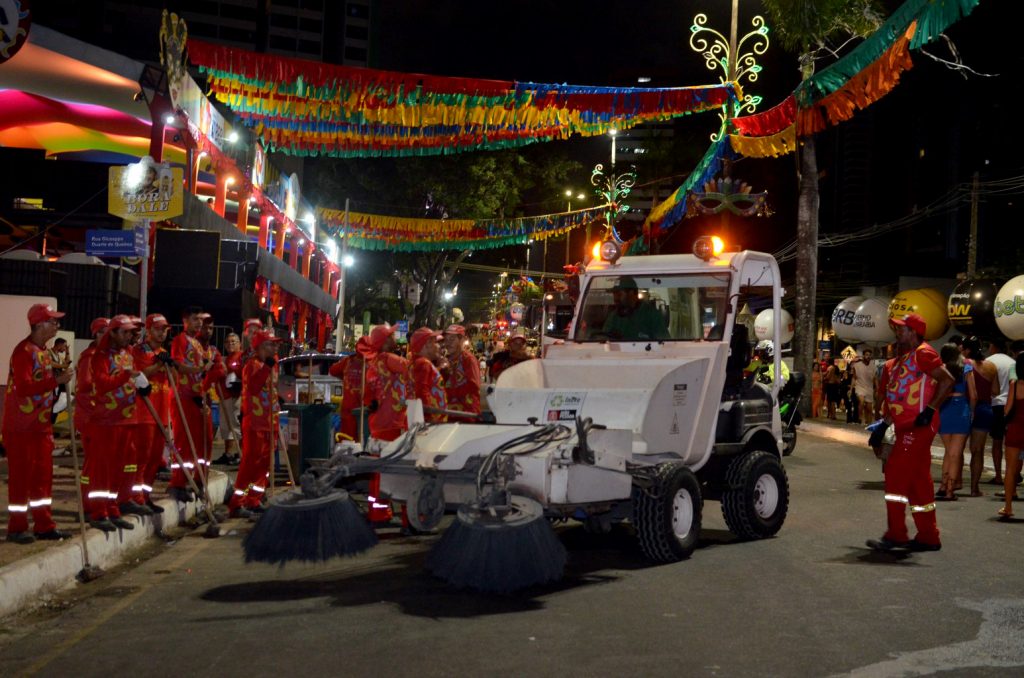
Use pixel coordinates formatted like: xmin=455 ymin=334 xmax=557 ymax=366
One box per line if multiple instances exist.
xmin=245 ymin=236 xmax=796 ymax=593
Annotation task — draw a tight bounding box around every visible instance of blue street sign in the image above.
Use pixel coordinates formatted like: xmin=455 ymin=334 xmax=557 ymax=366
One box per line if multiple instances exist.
xmin=396 ymin=320 xmax=409 ymax=333
xmin=86 ymin=227 xmax=146 ymax=257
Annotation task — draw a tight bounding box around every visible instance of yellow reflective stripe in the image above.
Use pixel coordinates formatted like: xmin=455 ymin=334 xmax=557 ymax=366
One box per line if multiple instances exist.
xmin=123 ymin=465 xmax=138 ymax=472
xmin=910 ymin=503 xmax=936 ymax=513
xmin=884 ymin=493 xmax=909 ymax=504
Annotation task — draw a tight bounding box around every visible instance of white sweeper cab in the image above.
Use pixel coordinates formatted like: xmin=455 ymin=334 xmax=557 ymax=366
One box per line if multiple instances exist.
xmin=245 ymin=237 xmax=796 ymax=592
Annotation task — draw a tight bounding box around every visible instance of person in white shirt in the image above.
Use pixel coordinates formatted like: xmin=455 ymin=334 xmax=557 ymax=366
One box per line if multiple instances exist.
xmin=851 ymin=349 xmax=877 ymax=425
xmin=987 ymin=338 xmax=1017 ymax=487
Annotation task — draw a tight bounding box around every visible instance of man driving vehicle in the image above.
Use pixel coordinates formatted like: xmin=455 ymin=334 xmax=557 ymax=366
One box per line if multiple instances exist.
xmin=600 ymin=276 xmax=669 ymax=341
xmin=745 ymin=339 xmax=789 ymax=386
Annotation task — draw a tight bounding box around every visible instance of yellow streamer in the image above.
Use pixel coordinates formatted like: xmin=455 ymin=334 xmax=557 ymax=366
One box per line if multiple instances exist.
xmin=728 ymin=125 xmax=796 ymax=158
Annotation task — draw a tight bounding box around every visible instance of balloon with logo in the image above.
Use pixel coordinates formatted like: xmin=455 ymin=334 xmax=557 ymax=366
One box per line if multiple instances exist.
xmin=510 ymin=302 xmax=526 ymax=322
xmin=948 ymin=278 xmax=1002 ymax=337
xmin=754 ymin=308 xmax=795 ymax=345
xmin=850 ymin=297 xmax=895 ymax=345
xmin=831 ymin=296 xmax=865 ymax=342
xmin=888 ymin=288 xmax=948 ymax=340
xmin=994 ymin=275 xmax=1024 ymax=340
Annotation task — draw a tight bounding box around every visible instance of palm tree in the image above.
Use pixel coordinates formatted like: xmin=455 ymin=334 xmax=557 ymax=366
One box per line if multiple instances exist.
xmin=760 ymin=0 xmax=882 ymax=410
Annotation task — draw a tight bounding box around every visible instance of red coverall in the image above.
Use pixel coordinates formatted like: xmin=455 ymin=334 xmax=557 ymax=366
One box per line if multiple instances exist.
xmin=367 ymin=352 xmax=412 ymax=442
xmin=443 ymin=349 xmax=481 ymax=415
xmin=229 ymin=356 xmax=278 ymax=511
xmin=74 ymin=342 xmax=98 ymax=479
xmin=132 ymin=342 xmax=172 ymax=504
xmin=411 ymin=357 xmax=448 ymax=424
xmin=882 ymin=342 xmax=942 ymax=546
xmin=87 ymin=342 xmax=137 ymax=520
xmin=329 ymin=352 xmax=367 ymax=441
xmin=3 ymin=337 xmax=59 ymax=535
xmin=200 ymin=343 xmax=225 ymax=461
xmin=170 ymin=331 xmax=207 ymax=489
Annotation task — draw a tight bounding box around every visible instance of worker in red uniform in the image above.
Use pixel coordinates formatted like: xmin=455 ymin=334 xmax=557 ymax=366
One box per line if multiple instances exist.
xmin=87 ymin=314 xmax=142 ymax=531
xmin=366 ymin=324 xmax=411 ymax=443
xmin=116 ymin=315 xmax=151 ymax=516
xmin=409 ymin=327 xmax=447 ymax=423
xmin=240 ymin=318 xmax=262 ymax=363
xmin=74 ymin=317 xmax=108 ymax=486
xmin=131 ymin=313 xmax=174 ymax=513
xmin=441 ymin=324 xmax=481 ymax=416
xmin=489 ymin=327 xmax=534 ymax=381
xmin=229 ymin=330 xmax=282 ymax=518
xmin=168 ymin=306 xmax=208 ymax=502
xmin=868 ymin=313 xmax=954 ymax=553
xmin=3 ymin=304 xmax=74 ymax=544
xmin=329 ymin=336 xmax=371 ymax=442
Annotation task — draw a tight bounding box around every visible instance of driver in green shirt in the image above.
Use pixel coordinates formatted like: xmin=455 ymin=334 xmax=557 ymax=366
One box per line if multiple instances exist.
xmin=600 ymin=276 xmax=669 ymax=341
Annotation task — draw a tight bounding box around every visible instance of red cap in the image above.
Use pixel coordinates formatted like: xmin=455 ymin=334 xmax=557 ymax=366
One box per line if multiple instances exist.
xmin=890 ymin=312 xmax=927 ymax=338
xmin=444 ymin=324 xmax=466 ymax=336
xmin=108 ymin=314 xmax=139 ymax=331
xmin=90 ymin=317 xmax=110 ymax=335
xmin=355 ymin=335 xmax=374 ymax=357
xmin=128 ymin=315 xmax=143 ymax=330
xmin=244 ymin=318 xmax=262 ymax=329
xmin=146 ymin=314 xmax=169 ymax=330
xmin=369 ymin=324 xmax=398 ymax=351
xmin=409 ymin=327 xmax=442 ymax=355
xmin=509 ymin=327 xmax=528 ymax=343
xmin=251 ymin=330 xmax=283 ymax=351
xmin=27 ymin=304 xmax=64 ymax=326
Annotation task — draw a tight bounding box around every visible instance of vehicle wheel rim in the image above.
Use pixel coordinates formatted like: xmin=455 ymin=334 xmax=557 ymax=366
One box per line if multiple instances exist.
xmin=753 ymin=473 xmax=779 ymax=519
xmin=672 ymin=488 xmax=693 ymax=540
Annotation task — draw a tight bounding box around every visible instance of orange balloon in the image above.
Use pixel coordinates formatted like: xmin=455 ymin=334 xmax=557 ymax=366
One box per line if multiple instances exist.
xmin=888 ymin=289 xmax=949 ymax=340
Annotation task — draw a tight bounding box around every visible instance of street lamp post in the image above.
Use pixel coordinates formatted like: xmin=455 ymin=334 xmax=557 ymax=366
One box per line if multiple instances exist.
xmin=564 ymin=189 xmax=585 ymax=265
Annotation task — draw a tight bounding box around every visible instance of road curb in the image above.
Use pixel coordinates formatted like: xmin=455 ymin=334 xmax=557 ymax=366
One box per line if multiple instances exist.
xmin=0 ymin=470 xmax=229 ymax=620
xmin=800 ymin=420 xmax=996 ymax=471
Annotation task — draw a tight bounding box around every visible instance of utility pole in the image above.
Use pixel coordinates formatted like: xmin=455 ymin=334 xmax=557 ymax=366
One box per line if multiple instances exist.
xmin=334 ymin=198 xmax=349 ymax=353
xmin=967 ymin=171 xmax=979 ymax=277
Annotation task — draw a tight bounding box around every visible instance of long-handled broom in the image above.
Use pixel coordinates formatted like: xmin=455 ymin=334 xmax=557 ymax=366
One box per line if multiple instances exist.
xmin=241 ymin=423 xmax=426 ymax=565
xmin=140 ymin=393 xmax=220 ymax=538
xmin=166 ymin=366 xmax=216 ymax=510
xmin=425 ymin=424 xmax=571 ymax=594
xmin=66 ymin=394 xmax=104 ymax=582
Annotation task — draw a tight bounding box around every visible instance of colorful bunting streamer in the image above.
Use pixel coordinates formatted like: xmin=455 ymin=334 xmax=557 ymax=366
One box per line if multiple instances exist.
xmin=187 ymin=39 xmax=739 ymax=158
xmin=318 ymin=206 xmax=603 ymax=252
xmin=728 ymin=124 xmax=795 ymax=158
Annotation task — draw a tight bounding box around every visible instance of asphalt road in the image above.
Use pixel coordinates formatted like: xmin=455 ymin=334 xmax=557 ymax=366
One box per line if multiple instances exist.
xmin=2 ymin=432 xmax=1023 ymax=678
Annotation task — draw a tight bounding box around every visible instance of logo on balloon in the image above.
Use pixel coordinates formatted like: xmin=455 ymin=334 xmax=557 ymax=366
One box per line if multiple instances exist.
xmin=995 ymin=275 xmax=1024 ymax=340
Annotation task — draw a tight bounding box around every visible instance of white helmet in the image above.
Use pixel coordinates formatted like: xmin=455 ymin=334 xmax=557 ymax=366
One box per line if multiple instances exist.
xmin=755 ymin=339 xmax=774 ymax=358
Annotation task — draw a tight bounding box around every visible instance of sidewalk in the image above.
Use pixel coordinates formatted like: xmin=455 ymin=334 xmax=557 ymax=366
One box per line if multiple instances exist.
xmin=0 ymin=437 xmax=240 ymax=619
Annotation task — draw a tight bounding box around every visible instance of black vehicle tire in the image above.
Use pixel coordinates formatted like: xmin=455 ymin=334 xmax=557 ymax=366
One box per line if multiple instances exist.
xmin=633 ymin=463 xmax=702 ymax=563
xmin=722 ymin=450 xmax=789 ymax=539
xmin=782 ymin=428 xmax=797 ymax=456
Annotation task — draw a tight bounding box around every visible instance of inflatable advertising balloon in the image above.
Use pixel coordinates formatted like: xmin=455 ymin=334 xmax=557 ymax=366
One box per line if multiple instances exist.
xmin=948 ymin=278 xmax=1002 ymax=338
xmin=850 ymin=297 xmax=895 ymax=344
xmin=888 ymin=288 xmax=948 ymax=341
xmin=831 ymin=296 xmax=865 ymax=342
xmin=995 ymin=275 xmax=1024 ymax=340
xmin=754 ymin=308 xmax=795 ymax=344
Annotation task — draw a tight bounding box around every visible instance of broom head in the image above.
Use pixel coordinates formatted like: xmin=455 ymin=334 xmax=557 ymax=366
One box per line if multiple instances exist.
xmin=243 ymin=489 xmax=378 ymax=565
xmin=426 ymin=495 xmax=566 ymax=594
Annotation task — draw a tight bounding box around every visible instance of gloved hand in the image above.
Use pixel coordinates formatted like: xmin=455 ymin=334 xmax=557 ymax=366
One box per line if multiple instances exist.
xmin=157 ymin=352 xmax=175 ymax=366
xmin=368 ymin=399 xmax=380 ymax=413
xmin=227 ymin=382 xmax=243 ymax=396
xmin=867 ymin=421 xmax=890 ymax=448
xmin=914 ymin=406 xmax=936 ymax=428
xmin=137 ymin=384 xmax=152 ymax=397
xmin=264 ymin=357 xmax=277 ymax=367
xmin=192 ymin=396 xmax=205 ymax=409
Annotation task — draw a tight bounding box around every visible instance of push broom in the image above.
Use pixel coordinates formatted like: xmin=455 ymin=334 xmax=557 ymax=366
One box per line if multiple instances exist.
xmin=138 ymin=393 xmax=220 ymax=538
xmin=66 ymin=392 xmax=104 ymax=582
xmin=165 ymin=366 xmax=216 ymax=511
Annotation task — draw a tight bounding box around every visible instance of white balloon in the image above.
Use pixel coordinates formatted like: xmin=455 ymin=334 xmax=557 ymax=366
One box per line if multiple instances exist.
xmin=831 ymin=296 xmax=865 ymax=342
xmin=995 ymin=275 xmax=1024 ymax=340
xmin=849 ymin=297 xmax=895 ymax=344
xmin=754 ymin=308 xmax=795 ymax=344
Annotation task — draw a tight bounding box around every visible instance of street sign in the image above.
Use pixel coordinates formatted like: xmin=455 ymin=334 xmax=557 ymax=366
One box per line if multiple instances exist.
xmin=86 ymin=227 xmax=146 ymax=257
xmin=108 ymin=157 xmax=184 ymax=221
xmin=396 ymin=320 xmax=409 ymax=333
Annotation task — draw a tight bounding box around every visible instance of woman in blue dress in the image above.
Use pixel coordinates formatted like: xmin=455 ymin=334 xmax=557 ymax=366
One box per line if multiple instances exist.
xmin=937 ymin=343 xmax=976 ymax=500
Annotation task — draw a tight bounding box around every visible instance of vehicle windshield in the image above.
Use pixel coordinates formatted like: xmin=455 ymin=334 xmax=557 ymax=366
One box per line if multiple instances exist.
xmin=572 ymin=272 xmax=731 ymax=342
xmin=281 ymin=356 xmax=339 ymax=377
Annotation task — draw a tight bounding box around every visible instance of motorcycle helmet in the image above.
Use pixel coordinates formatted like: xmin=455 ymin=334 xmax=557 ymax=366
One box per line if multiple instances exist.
xmin=755 ymin=339 xmax=774 ymax=359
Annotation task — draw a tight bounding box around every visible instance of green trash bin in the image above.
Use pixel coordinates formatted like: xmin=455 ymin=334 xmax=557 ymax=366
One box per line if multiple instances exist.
xmin=282 ymin=403 xmax=336 ymax=472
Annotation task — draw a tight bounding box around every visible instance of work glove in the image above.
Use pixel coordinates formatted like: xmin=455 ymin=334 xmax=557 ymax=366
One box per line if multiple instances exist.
xmin=227 ymin=382 xmax=243 ymax=396
xmin=137 ymin=384 xmax=152 ymax=397
xmin=913 ymin=406 xmax=936 ymax=428
xmin=192 ymin=396 xmax=205 ymax=409
xmin=157 ymin=352 xmax=175 ymax=366
xmin=867 ymin=420 xmax=889 ymax=448
xmin=264 ymin=357 xmax=277 ymax=368
xmin=368 ymin=399 xmax=380 ymax=413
